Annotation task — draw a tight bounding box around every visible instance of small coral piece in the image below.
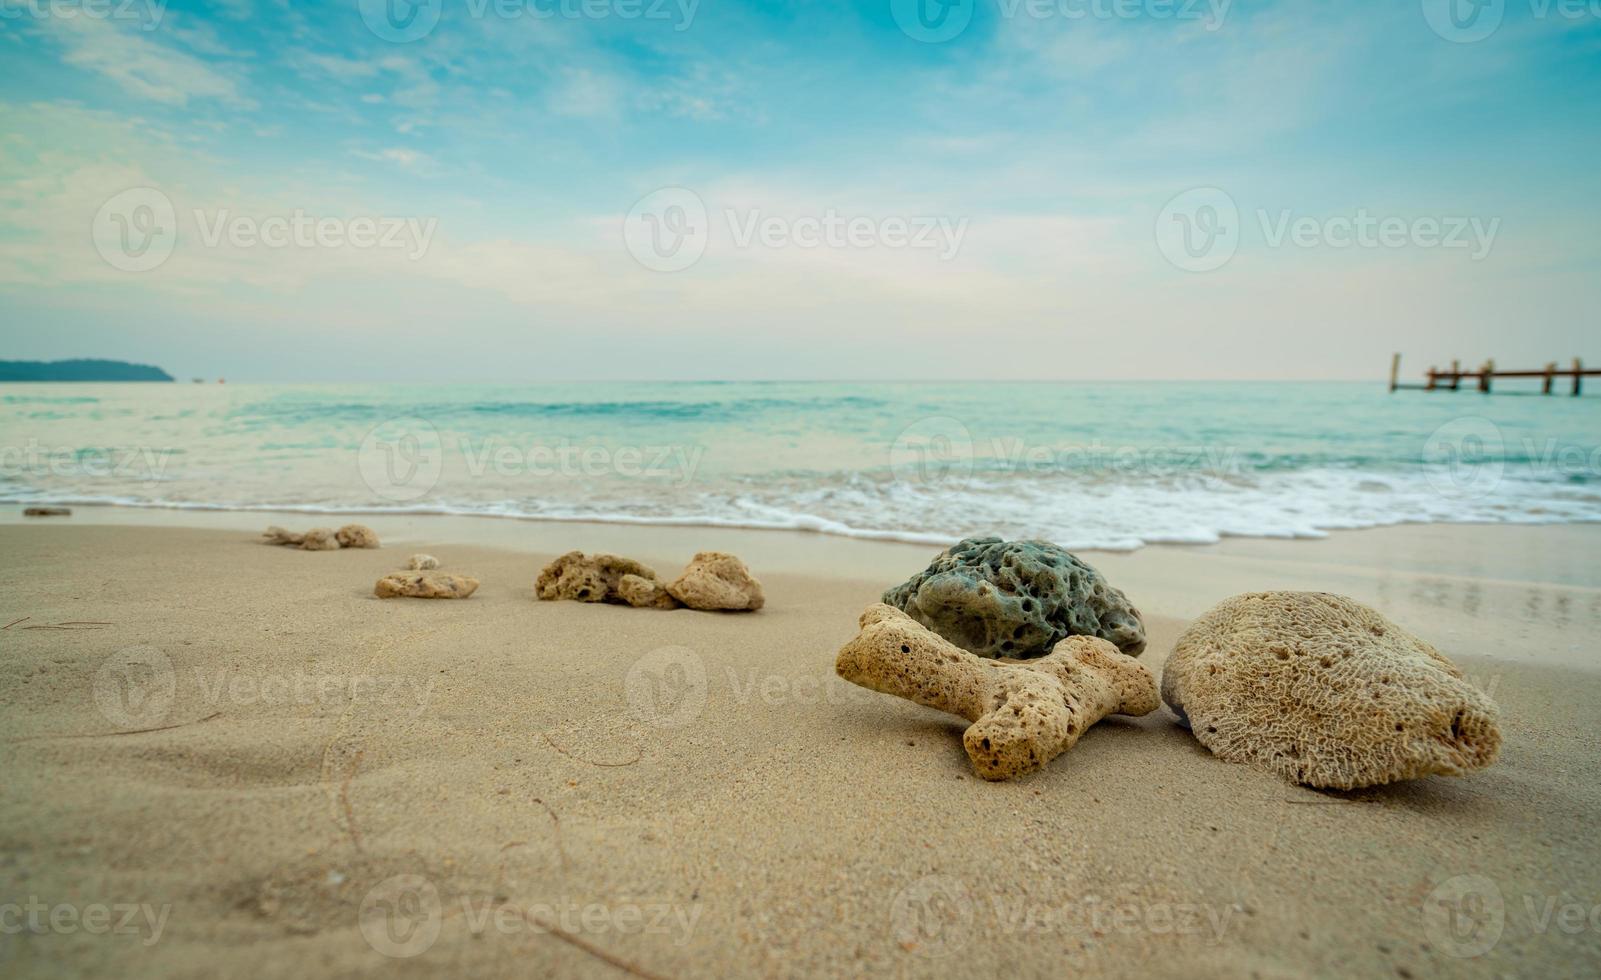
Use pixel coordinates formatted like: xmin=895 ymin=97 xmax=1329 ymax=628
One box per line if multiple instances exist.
xmin=1162 ymin=592 xmax=1501 ymax=789
xmin=536 ymin=551 xmax=660 ymax=604
xmin=299 ymin=528 xmax=341 ymax=551
xmin=407 ymin=554 xmax=440 ymax=571
xmin=619 ymin=573 xmax=681 ymax=609
xmin=883 ymin=537 xmax=1145 ymax=659
xmin=836 ymin=604 xmax=1157 ymax=780
xmin=666 ymin=552 xmax=764 ymax=612
xmin=262 ymin=526 xmax=304 ymax=546
xmin=336 ymin=524 xmax=380 ymax=549
xmin=374 ymin=573 xmax=479 ymax=599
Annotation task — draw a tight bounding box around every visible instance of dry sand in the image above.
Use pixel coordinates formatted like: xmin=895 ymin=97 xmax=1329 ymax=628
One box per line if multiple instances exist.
xmin=1 ymin=510 xmax=1598 ymax=978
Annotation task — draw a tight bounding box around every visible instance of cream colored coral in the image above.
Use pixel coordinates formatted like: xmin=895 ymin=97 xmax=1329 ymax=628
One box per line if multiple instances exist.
xmin=665 ymin=552 xmax=764 ymax=611
xmin=835 ymin=604 xmax=1158 ymax=780
xmin=335 ymin=523 xmax=380 ymax=549
xmin=535 ymin=551 xmax=660 ymax=604
xmin=1161 ymin=592 xmax=1501 ymax=789
xmin=262 ymin=526 xmax=303 ymax=546
xmin=298 ymin=528 xmax=341 ymax=551
xmin=374 ymin=573 xmax=479 ymax=599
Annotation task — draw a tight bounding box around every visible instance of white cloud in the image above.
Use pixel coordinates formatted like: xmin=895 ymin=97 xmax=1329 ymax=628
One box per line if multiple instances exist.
xmin=44 ymin=15 xmax=253 ymax=108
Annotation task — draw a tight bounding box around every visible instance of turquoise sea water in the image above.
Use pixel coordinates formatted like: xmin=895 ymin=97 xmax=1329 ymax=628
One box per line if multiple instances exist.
xmin=2 ymin=381 xmax=1599 ymax=550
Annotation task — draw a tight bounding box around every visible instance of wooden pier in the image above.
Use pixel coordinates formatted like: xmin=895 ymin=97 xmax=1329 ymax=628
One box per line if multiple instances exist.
xmin=1389 ymin=354 xmax=1596 ymax=396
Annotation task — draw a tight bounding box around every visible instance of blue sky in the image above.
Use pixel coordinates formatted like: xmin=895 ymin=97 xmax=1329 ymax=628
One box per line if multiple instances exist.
xmin=0 ymin=0 xmax=1597 ymax=381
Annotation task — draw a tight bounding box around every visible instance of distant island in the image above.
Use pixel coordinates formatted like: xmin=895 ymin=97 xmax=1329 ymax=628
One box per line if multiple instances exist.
xmin=0 ymin=359 xmax=174 ymax=382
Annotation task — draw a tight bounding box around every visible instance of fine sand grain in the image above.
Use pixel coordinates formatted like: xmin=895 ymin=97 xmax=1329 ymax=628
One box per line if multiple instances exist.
xmin=1 ymin=513 xmax=1598 ymax=979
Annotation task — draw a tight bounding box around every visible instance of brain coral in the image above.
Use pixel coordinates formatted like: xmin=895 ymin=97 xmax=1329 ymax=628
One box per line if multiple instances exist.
xmin=882 ymin=537 xmax=1145 ymax=659
xmin=1161 ymin=592 xmax=1501 ymax=789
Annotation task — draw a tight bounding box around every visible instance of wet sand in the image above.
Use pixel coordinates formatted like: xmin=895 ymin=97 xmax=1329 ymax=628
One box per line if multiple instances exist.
xmin=1 ymin=511 xmax=1598 ymax=978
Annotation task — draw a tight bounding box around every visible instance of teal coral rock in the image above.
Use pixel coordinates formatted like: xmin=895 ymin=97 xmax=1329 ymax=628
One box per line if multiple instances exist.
xmin=882 ymin=537 xmax=1146 ymax=659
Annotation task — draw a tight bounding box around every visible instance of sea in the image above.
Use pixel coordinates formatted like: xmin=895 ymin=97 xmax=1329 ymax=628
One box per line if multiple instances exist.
xmin=2 ymin=381 xmax=1599 ymax=551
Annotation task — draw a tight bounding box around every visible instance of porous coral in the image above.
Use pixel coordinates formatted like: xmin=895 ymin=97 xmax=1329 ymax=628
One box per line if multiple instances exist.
xmin=665 ymin=552 xmax=763 ymax=611
xmin=535 ymin=551 xmax=660 ymax=604
xmin=1161 ymin=591 xmax=1501 ymax=789
xmin=374 ymin=573 xmax=479 ymax=599
xmin=882 ymin=537 xmax=1145 ymax=659
xmin=836 ymin=604 xmax=1157 ymax=780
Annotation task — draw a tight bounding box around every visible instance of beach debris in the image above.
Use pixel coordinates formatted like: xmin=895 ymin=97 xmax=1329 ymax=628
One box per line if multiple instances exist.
xmin=882 ymin=536 xmax=1145 ymax=659
xmin=536 ymin=551 xmax=662 ymax=604
xmin=299 ymin=527 xmax=342 ymax=551
xmin=1162 ymin=591 xmax=1502 ymax=789
xmin=665 ymin=551 xmax=764 ymax=612
xmin=336 ymin=524 xmax=380 ymax=549
xmin=836 ymin=604 xmax=1157 ymax=780
xmin=374 ymin=573 xmax=480 ymax=599
xmin=407 ymin=554 xmax=440 ymax=570
xmin=23 ymin=506 xmax=71 ymax=517
xmin=262 ymin=526 xmax=305 ymax=546
xmin=618 ymin=573 xmax=681 ymax=610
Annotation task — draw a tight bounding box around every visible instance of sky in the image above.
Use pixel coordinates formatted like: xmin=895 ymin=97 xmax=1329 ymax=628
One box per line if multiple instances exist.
xmin=0 ymin=0 xmax=1597 ymax=382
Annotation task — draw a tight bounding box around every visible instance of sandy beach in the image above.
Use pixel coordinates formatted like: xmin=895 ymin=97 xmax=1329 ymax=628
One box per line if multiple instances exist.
xmin=2 ymin=510 xmax=1597 ymax=979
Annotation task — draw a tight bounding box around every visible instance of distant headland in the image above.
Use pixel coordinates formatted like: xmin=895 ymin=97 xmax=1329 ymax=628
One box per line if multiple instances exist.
xmin=0 ymin=359 xmax=175 ymax=382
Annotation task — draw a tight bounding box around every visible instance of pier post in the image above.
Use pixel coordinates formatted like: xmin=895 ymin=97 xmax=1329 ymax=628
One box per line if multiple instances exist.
xmin=1450 ymin=359 xmax=1461 ymax=390
xmin=1389 ymin=353 xmax=1400 ymax=392
xmin=1478 ymin=359 xmax=1494 ymax=394
xmin=1544 ymin=362 xmax=1557 ymax=394
xmin=1576 ymin=358 xmax=1585 ymax=397
xmin=1426 ymin=366 xmax=1437 ymax=391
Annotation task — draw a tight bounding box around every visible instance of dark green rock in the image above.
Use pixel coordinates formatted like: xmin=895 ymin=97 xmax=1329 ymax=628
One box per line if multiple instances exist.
xmin=882 ymin=537 xmax=1146 ymax=659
